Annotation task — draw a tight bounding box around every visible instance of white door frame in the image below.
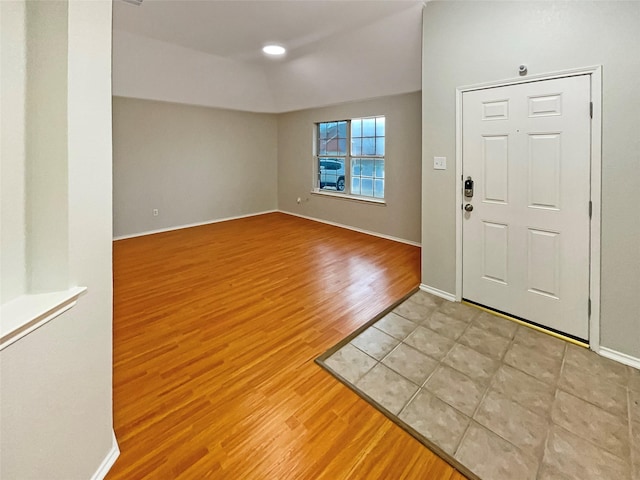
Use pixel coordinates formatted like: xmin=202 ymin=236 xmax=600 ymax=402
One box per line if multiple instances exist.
xmin=455 ymin=66 xmax=602 ymax=351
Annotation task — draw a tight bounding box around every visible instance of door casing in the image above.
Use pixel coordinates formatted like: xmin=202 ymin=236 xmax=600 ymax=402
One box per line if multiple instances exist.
xmin=454 ymin=66 xmax=602 ymax=351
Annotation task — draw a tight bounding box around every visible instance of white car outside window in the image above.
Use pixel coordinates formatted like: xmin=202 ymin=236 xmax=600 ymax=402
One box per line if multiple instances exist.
xmin=319 ymin=159 xmax=345 ymax=191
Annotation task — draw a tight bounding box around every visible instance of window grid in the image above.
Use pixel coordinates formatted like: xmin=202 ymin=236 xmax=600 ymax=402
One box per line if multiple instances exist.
xmin=316 ymin=116 xmax=385 ymax=199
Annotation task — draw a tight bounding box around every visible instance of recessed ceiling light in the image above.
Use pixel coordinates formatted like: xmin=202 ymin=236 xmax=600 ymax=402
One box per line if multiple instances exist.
xmin=262 ymin=45 xmax=286 ymax=56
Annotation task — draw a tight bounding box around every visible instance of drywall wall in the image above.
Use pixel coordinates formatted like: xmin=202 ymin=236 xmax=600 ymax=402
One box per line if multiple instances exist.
xmin=265 ymin=5 xmax=422 ymax=113
xmin=112 ymin=29 xmax=277 ymax=113
xmin=0 ymin=1 xmax=116 ymax=478
xmin=25 ymin=0 xmax=69 ymax=293
xmin=112 ymin=4 xmax=422 ymax=114
xmin=422 ymin=1 xmax=640 ymax=357
xmin=278 ymin=91 xmax=422 ymax=244
xmin=0 ymin=0 xmax=26 ymax=303
xmin=112 ymin=97 xmax=278 ymax=238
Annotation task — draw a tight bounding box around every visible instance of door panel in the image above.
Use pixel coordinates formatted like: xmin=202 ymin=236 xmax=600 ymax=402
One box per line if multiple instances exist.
xmin=483 ymin=136 xmax=509 ymax=203
xmin=527 ymin=228 xmax=560 ymax=298
xmin=462 ymin=75 xmax=591 ymax=340
xmin=528 ymin=133 xmax=561 ymax=209
xmin=482 ymin=222 xmax=508 ymax=284
xmin=528 ymin=94 xmax=562 ymax=117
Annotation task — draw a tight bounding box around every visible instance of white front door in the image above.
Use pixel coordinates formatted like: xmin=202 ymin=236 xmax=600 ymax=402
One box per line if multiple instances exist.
xmin=462 ymin=75 xmax=591 ymax=340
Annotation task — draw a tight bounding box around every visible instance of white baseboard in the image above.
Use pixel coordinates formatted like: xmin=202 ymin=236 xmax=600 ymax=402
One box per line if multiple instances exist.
xmin=113 ymin=210 xmax=278 ymax=241
xmin=279 ymin=210 xmax=421 ymax=247
xmin=419 ymin=284 xmax=456 ymax=302
xmin=598 ymin=347 xmax=640 ymax=370
xmin=90 ymin=430 xmax=120 ymax=480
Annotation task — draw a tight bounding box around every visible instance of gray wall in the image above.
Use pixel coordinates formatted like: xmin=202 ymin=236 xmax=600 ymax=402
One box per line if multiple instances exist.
xmin=112 ymin=97 xmax=278 ymax=238
xmin=278 ymin=92 xmax=422 ymax=243
xmin=422 ymin=1 xmax=640 ymax=357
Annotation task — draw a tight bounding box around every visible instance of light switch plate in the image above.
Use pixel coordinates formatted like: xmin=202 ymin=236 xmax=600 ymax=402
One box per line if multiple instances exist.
xmin=434 ymin=156 xmax=447 ymax=170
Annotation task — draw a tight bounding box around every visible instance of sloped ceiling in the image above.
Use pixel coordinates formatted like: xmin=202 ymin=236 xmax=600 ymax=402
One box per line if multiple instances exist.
xmin=112 ymin=0 xmax=424 ymax=113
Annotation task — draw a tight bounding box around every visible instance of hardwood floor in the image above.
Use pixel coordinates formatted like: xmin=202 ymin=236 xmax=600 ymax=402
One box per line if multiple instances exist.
xmin=108 ymin=212 xmax=466 ymax=479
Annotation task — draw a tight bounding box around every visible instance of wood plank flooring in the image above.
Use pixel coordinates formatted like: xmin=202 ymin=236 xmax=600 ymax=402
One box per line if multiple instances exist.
xmin=108 ymin=212 xmax=466 ymax=479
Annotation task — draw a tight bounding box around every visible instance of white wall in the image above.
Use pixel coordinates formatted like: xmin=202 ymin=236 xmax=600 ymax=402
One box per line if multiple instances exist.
xmin=25 ymin=0 xmax=69 ymax=293
xmin=422 ymin=1 xmax=640 ymax=358
xmin=278 ymin=92 xmax=422 ymax=244
xmin=112 ymin=3 xmax=423 ymax=114
xmin=112 ymin=29 xmax=277 ymax=113
xmin=0 ymin=1 xmax=116 ymax=478
xmin=265 ymin=5 xmax=423 ymax=113
xmin=112 ymin=97 xmax=278 ymax=238
xmin=0 ymin=0 xmax=27 ymax=303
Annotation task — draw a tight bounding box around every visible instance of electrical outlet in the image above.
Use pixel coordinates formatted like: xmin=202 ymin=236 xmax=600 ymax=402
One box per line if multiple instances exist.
xmin=153 ymin=209 xmax=159 ymax=216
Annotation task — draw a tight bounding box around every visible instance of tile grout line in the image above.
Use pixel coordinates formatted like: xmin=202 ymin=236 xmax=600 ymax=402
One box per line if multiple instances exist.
xmin=397 ymin=303 xmax=477 ymax=444
xmin=553 ymin=343 xmax=634 ymax=471
xmin=535 ymin=341 xmax=570 ymax=479
xmin=433 ymin=309 xmax=496 ymax=457
xmin=397 ymin=305 xmax=454 ymax=417
xmin=468 ymin=313 xmax=519 ymax=421
xmin=456 ymin=323 xmax=546 ymax=466
xmin=363 ymin=300 xmax=443 ymax=418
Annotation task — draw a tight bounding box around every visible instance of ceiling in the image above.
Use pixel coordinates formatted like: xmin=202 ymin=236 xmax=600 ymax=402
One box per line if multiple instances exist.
xmin=112 ymin=0 xmax=424 ymax=112
xmin=113 ymin=0 xmax=422 ymax=64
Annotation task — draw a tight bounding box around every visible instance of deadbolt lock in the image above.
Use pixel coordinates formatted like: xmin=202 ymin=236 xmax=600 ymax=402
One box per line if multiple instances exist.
xmin=464 ymin=176 xmax=474 ymax=198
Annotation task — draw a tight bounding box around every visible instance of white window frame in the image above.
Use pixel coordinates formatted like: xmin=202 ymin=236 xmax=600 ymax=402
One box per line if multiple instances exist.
xmin=312 ymin=116 xmax=386 ymax=204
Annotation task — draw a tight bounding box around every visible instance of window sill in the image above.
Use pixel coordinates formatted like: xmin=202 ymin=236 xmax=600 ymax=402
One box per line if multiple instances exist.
xmin=0 ymin=286 xmax=87 ymax=351
xmin=310 ymin=189 xmax=387 ymax=205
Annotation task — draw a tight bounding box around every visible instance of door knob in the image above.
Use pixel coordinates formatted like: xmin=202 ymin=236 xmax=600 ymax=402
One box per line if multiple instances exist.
xmin=464 ymin=204 xmax=473 ymax=212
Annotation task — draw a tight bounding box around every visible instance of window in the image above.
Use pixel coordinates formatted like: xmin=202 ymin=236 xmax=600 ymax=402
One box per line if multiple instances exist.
xmin=316 ymin=116 xmax=385 ymax=199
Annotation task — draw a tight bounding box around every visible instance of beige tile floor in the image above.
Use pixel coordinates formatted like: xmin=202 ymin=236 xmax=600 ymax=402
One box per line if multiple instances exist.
xmin=322 ymin=290 xmax=640 ymax=480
